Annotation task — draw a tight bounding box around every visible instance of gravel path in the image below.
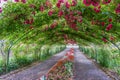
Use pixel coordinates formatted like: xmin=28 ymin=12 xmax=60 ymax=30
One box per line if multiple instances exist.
xmin=73 ymin=48 xmax=112 ymax=80
xmin=0 ymin=48 xmax=69 ymax=80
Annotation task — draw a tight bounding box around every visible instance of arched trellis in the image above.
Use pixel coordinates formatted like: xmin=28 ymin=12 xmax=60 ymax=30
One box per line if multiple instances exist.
xmin=0 ymin=0 xmax=120 ymax=42
xmin=0 ymin=0 xmax=120 ymax=72
xmin=0 ymin=0 xmax=120 ymax=46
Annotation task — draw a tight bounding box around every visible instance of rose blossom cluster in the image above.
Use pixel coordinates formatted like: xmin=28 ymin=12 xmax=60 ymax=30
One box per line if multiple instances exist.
xmin=56 ymin=0 xmax=77 ymax=9
xmin=64 ymin=10 xmax=82 ymax=31
xmin=83 ymin=0 xmax=100 ymax=7
xmin=64 ymin=48 xmax=74 ymax=61
xmin=115 ymin=4 xmax=120 ymax=14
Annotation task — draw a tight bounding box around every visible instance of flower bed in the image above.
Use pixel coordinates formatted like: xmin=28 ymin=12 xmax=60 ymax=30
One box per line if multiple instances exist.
xmin=38 ymin=48 xmax=74 ymax=80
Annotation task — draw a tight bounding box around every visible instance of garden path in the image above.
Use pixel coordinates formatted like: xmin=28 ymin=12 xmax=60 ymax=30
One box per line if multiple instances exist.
xmin=0 ymin=48 xmax=113 ymax=80
xmin=73 ymin=48 xmax=112 ymax=80
xmin=0 ymin=48 xmax=69 ymax=80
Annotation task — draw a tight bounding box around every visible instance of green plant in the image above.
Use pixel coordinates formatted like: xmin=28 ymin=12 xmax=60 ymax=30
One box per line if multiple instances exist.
xmin=14 ymin=54 xmax=31 ymax=67
xmin=64 ymin=61 xmax=73 ymax=76
xmin=80 ymin=45 xmax=120 ymax=75
xmin=98 ymin=48 xmax=110 ymax=67
xmin=7 ymin=60 xmax=19 ymax=72
xmin=0 ymin=60 xmax=5 ymax=75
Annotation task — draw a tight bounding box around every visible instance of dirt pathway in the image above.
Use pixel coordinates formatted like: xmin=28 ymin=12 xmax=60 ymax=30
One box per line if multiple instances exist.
xmin=0 ymin=48 xmax=70 ymax=80
xmin=73 ymin=48 xmax=112 ymax=80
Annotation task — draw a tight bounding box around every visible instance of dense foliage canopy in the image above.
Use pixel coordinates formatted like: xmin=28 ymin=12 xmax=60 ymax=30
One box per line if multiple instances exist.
xmin=0 ymin=0 xmax=120 ymax=45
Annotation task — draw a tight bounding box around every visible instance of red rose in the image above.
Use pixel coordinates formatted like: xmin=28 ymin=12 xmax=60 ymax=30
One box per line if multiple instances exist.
xmin=48 ymin=10 xmax=53 ymax=16
xmin=91 ymin=0 xmax=100 ymax=7
xmin=83 ymin=0 xmax=92 ymax=6
xmin=40 ymin=6 xmax=44 ymax=12
xmin=115 ymin=4 xmax=120 ymax=14
xmin=94 ymin=7 xmax=100 ymax=13
xmin=14 ymin=0 xmax=19 ymax=2
xmin=21 ymin=0 xmax=26 ymax=3
xmin=102 ymin=0 xmax=111 ymax=4
xmin=102 ymin=38 xmax=107 ymax=42
xmin=65 ymin=1 xmax=70 ymax=9
xmin=106 ymin=24 xmax=113 ymax=31
xmin=58 ymin=10 xmax=64 ymax=17
xmin=101 ymin=22 xmax=105 ymax=26
xmin=71 ymin=0 xmax=77 ymax=6
xmin=108 ymin=18 xmax=112 ymax=22
xmin=56 ymin=2 xmax=61 ymax=8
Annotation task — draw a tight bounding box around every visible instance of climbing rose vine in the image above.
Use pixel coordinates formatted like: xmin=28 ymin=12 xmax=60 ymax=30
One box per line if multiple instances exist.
xmin=0 ymin=0 xmax=120 ymax=44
